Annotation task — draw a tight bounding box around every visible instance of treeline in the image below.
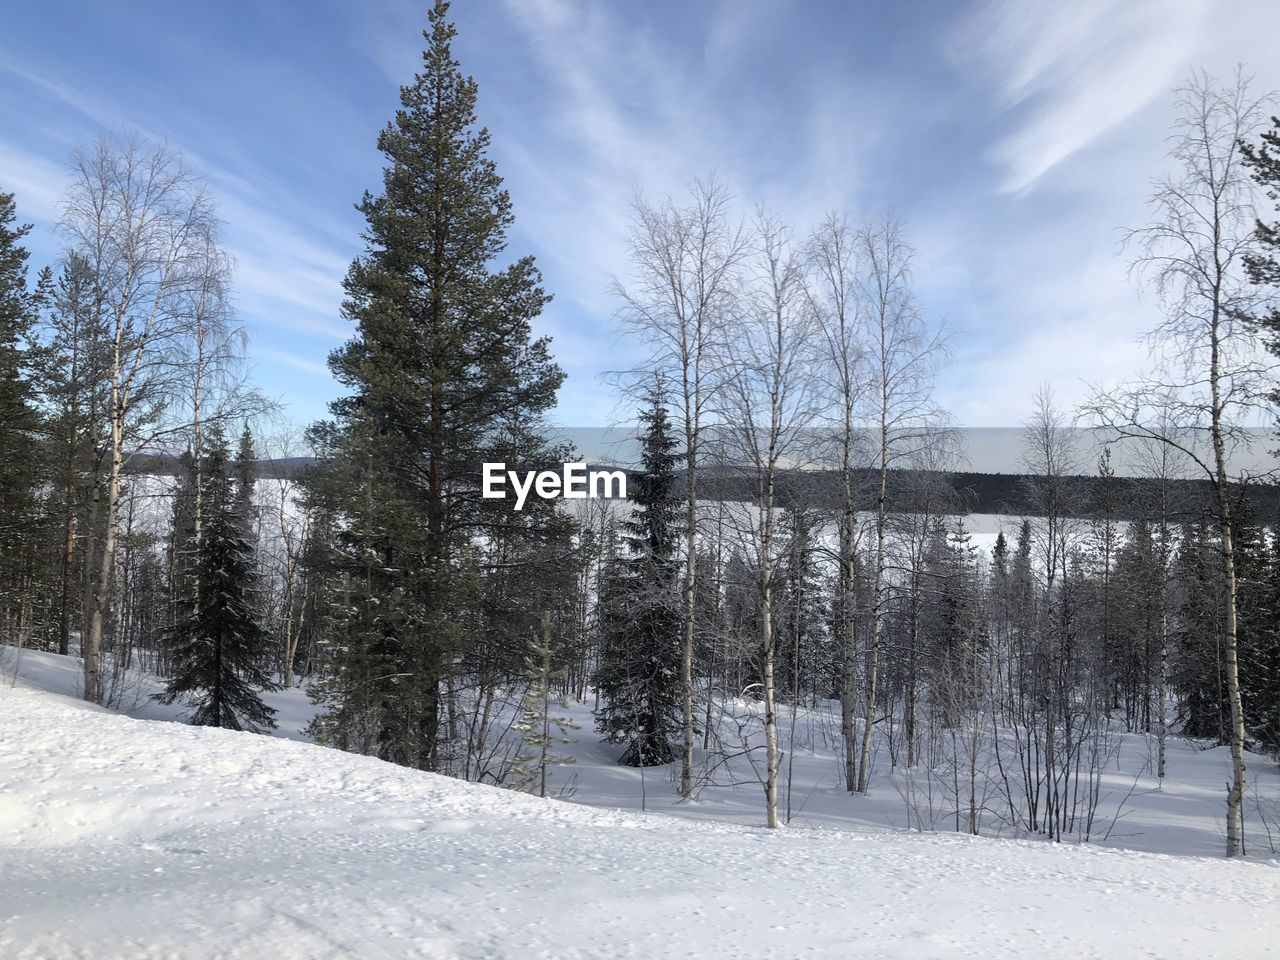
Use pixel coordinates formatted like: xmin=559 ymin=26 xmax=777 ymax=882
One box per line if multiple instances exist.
xmin=2 ymin=2 xmax=1279 ymax=858
xmin=696 ymin=467 xmax=1280 ymax=523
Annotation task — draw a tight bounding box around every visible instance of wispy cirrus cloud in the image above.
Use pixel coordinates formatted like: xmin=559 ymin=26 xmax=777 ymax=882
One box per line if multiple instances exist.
xmin=948 ymin=0 xmax=1211 ymax=194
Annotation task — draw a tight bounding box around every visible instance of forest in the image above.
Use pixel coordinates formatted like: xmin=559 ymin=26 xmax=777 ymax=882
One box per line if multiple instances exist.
xmin=3 ymin=0 xmax=1280 ymax=870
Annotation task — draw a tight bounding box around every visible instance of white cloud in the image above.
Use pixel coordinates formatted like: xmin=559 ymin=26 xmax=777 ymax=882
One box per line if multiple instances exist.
xmin=949 ymin=0 xmax=1211 ymax=194
xmin=0 ymin=144 xmax=67 ymax=224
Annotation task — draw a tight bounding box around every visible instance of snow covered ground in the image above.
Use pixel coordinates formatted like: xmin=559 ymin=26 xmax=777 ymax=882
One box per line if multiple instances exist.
xmin=3 ymin=647 xmax=1280 ymax=958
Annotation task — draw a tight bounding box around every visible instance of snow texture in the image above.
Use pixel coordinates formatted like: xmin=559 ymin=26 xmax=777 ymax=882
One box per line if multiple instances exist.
xmin=3 ymin=654 xmax=1279 ymax=958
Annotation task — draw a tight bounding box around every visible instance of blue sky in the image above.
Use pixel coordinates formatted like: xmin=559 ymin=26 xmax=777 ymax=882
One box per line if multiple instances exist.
xmin=2 ymin=0 xmax=1277 ymax=437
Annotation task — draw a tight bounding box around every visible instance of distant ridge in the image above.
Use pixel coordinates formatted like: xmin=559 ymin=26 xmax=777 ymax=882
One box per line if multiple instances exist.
xmin=126 ymin=454 xmax=1280 ymax=521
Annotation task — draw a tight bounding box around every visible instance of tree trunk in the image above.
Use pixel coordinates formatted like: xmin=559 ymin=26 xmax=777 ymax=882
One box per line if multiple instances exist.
xmin=85 ymin=410 xmax=122 ymax=704
xmin=1211 ymin=334 xmax=1247 ymax=857
xmin=857 ymin=420 xmax=888 ymax=794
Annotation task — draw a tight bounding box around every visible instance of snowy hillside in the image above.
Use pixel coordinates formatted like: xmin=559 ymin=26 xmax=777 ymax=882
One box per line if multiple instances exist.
xmin=3 ymin=680 xmax=1279 ymax=959
xmin=8 ymin=645 xmax=1279 ymax=860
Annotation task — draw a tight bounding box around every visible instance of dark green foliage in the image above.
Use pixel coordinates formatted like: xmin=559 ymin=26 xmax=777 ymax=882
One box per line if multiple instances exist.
xmin=1109 ymin=519 xmax=1162 ymax=730
xmin=156 ymin=429 xmax=278 ymax=731
xmin=41 ymin=252 xmax=111 ymax=655
xmin=1236 ymin=517 xmax=1280 ymax=754
xmin=234 ymin=422 xmax=256 ymax=531
xmin=594 ymin=390 xmax=684 ymax=766
xmin=303 ymin=0 xmax=565 ymax=771
xmin=0 ymin=191 xmax=47 ymax=639
xmin=1241 ymin=114 xmax=1280 ymax=388
xmin=922 ymin=519 xmax=987 ymax=725
xmin=1171 ymin=521 xmax=1228 ymax=741
xmin=776 ymin=504 xmax=831 ymax=700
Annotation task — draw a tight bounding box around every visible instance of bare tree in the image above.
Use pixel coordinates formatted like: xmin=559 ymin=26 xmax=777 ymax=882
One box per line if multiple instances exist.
xmin=855 ymin=215 xmax=948 ymax=794
xmin=1021 ymin=386 xmax=1084 ymax=841
xmin=1125 ymin=398 xmax=1195 ymax=783
xmin=806 ymin=212 xmax=866 ymax=792
xmin=60 ymin=134 xmax=229 ymax=704
xmin=717 ymin=210 xmax=822 ymax=827
xmin=1084 ymin=71 xmax=1273 ymax=855
xmin=614 ymin=178 xmax=747 ymax=799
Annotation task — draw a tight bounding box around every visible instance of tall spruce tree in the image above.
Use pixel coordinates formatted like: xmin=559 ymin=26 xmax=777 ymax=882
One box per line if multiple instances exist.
xmin=594 ymin=388 xmax=684 ymax=766
xmin=0 ymin=191 xmax=47 ymax=643
xmin=157 ymin=428 xmax=277 ymax=731
xmin=306 ymin=0 xmax=563 ymax=771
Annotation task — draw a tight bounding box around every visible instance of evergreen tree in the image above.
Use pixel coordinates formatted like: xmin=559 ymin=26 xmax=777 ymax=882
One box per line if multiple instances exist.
xmin=594 ymin=388 xmax=684 ymax=766
xmin=0 ymin=191 xmax=47 ymax=642
xmin=306 ymin=0 xmax=564 ymax=770
xmin=776 ymin=503 xmax=830 ymax=701
xmin=42 ymin=251 xmax=111 ymax=656
xmin=1235 ymin=506 xmax=1279 ymax=753
xmin=510 ymin=612 xmax=578 ymax=797
xmin=156 ymin=428 xmax=278 ymax=731
xmin=1172 ymin=520 xmax=1227 ymax=741
xmin=233 ymin=421 xmax=256 ymax=532
xmin=1241 ymin=113 xmax=1280 ymax=402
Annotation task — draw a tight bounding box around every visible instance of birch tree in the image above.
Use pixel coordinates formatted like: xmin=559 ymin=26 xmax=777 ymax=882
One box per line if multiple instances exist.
xmin=806 ymin=212 xmax=866 ymax=791
xmin=718 ymin=211 xmax=821 ymax=827
xmin=615 ymin=178 xmax=747 ymax=799
xmin=1085 ymin=71 xmax=1272 ymax=855
xmin=61 ymin=135 xmax=226 ymax=704
xmin=855 ymin=215 xmax=947 ymax=794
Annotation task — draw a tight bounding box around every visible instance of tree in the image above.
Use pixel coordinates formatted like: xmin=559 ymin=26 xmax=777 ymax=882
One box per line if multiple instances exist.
xmin=0 ymin=190 xmax=46 ymax=651
xmin=42 ymin=251 xmax=111 ymax=658
xmin=807 ymin=212 xmax=865 ymax=792
xmin=1241 ymin=106 xmax=1280 ymax=401
xmin=1085 ymin=71 xmax=1271 ymax=855
xmin=718 ymin=210 xmax=821 ymax=827
xmin=616 ymin=178 xmax=747 ymax=799
xmin=156 ymin=427 xmax=278 ymax=732
xmin=594 ymin=384 xmax=684 ymax=767
xmin=309 ymin=0 xmax=564 ymax=771
xmin=854 ymin=215 xmax=947 ymax=794
xmin=511 ymin=611 xmax=578 ymax=797
xmin=60 ymin=135 xmax=230 ymax=704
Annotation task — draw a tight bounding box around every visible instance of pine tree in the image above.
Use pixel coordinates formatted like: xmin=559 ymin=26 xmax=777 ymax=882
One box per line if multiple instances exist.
xmin=0 ymin=191 xmax=46 ymax=644
xmin=42 ymin=251 xmax=110 ymax=657
xmin=594 ymin=387 xmax=684 ymax=766
xmin=233 ymin=421 xmax=256 ymax=534
xmin=776 ymin=503 xmax=829 ymax=701
xmin=1241 ymin=113 xmax=1280 ymax=398
xmin=156 ymin=428 xmax=278 ymax=731
xmin=1172 ymin=520 xmax=1226 ymax=742
xmin=306 ymin=0 xmax=564 ymax=771
xmin=510 ymin=612 xmax=578 ymax=797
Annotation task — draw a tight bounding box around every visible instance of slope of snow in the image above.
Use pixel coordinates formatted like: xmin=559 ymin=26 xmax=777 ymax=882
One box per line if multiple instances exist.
xmin=2 ymin=683 xmax=1279 ymax=959
xmin=6 ymin=644 xmax=1280 ymax=861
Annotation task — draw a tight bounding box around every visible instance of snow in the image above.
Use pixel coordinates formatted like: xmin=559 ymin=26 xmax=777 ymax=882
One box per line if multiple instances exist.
xmin=3 ymin=652 xmax=1280 ymax=958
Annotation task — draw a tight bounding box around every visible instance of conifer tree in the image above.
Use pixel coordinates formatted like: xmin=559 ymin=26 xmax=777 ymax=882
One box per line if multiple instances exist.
xmin=511 ymin=612 xmax=578 ymax=797
xmin=307 ymin=0 xmax=563 ymax=771
xmin=156 ymin=428 xmax=278 ymax=731
xmin=1242 ymin=112 xmax=1280 ymax=397
xmin=234 ymin=421 xmax=256 ymax=533
xmin=0 ymin=191 xmax=46 ymax=643
xmin=594 ymin=388 xmax=684 ymax=766
xmin=42 ymin=251 xmax=110 ymax=656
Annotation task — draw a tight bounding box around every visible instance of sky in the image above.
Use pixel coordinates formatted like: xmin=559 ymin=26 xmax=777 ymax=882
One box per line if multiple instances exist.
xmin=2 ymin=0 xmax=1278 ymax=441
